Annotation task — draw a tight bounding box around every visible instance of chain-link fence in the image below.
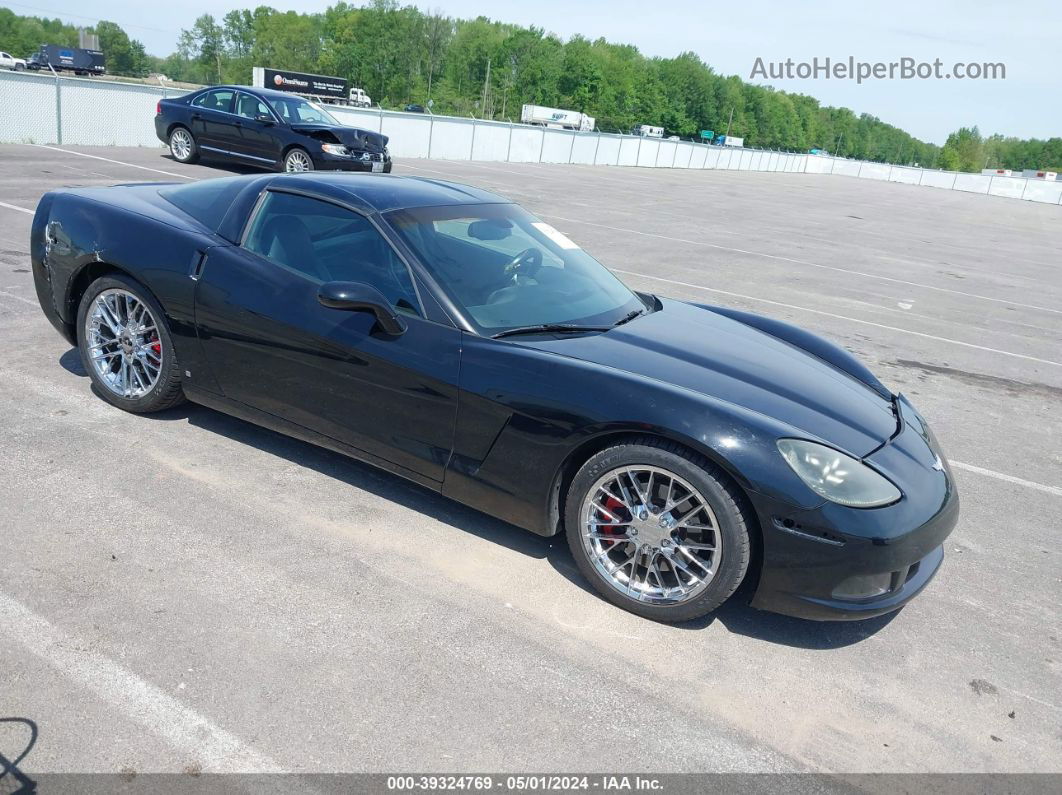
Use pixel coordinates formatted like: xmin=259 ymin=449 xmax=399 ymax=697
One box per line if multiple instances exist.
xmin=2 ymin=70 xmax=1060 ymax=205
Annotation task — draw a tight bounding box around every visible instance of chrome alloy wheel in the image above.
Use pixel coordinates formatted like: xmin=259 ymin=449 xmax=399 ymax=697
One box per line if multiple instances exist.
xmin=169 ymin=128 xmax=193 ymax=161
xmin=285 ymin=150 xmax=313 ymax=172
xmin=84 ymin=289 xmax=163 ymax=399
xmin=581 ymin=465 xmax=722 ymax=604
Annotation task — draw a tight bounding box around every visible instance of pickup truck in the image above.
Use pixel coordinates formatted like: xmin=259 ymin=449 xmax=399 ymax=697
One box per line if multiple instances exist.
xmin=0 ymin=51 xmax=27 ymax=71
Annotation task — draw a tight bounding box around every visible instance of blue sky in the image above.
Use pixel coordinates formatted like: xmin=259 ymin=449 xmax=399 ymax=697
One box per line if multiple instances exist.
xmin=7 ymin=0 xmax=1057 ymax=143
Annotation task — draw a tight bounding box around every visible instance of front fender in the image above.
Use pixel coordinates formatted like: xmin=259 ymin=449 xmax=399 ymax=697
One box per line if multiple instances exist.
xmin=443 ymin=337 xmax=826 ymax=536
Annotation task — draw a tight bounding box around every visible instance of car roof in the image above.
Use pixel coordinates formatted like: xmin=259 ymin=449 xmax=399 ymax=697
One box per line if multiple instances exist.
xmin=267 ymin=172 xmax=511 ymax=213
xmin=205 ymin=85 xmax=329 ymax=103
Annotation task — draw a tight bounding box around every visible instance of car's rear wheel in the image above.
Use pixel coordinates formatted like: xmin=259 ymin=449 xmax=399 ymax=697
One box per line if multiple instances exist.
xmin=565 ymin=438 xmax=751 ymax=622
xmin=283 ymin=148 xmax=314 ymax=172
xmin=168 ymin=126 xmax=198 ymax=164
xmin=77 ymin=275 xmax=185 ymax=414
xmin=14 ymin=63 xmax=25 ymax=71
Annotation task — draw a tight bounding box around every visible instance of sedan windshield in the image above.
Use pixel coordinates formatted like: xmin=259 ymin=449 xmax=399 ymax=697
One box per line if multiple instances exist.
xmin=385 ymin=204 xmax=646 ymax=334
xmin=268 ymin=96 xmax=339 ymax=126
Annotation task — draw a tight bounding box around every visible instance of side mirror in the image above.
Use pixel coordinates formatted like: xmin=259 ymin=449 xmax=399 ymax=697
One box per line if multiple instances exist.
xmin=317 ymin=281 xmax=406 ymax=336
xmin=254 ymin=113 xmax=274 ymax=125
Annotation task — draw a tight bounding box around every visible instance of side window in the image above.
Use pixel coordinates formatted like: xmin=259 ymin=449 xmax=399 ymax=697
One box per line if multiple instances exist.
xmin=243 ymin=191 xmax=420 ymax=315
xmin=192 ymin=89 xmax=235 ymax=113
xmin=235 ymin=93 xmax=271 ymax=120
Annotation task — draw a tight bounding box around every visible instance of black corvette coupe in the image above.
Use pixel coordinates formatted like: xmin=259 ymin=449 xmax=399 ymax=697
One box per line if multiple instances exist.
xmin=155 ymin=85 xmax=392 ymax=173
xmin=30 ymin=173 xmax=958 ymax=623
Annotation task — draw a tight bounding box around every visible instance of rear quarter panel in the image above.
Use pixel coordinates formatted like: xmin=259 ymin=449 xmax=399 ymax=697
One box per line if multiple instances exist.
xmin=32 ymin=189 xmax=224 ymax=392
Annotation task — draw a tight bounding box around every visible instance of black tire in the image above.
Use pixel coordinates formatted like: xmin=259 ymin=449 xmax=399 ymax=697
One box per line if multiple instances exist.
xmin=14 ymin=63 xmax=25 ymax=72
xmin=168 ymin=125 xmax=199 ymax=164
xmin=282 ymin=147 xmax=314 ymax=173
xmin=76 ymin=274 xmax=186 ymax=414
xmin=564 ymin=437 xmax=752 ymax=623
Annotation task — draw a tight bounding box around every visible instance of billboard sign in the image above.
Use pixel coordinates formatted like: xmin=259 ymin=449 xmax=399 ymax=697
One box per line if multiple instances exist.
xmin=254 ymin=67 xmax=349 ymax=99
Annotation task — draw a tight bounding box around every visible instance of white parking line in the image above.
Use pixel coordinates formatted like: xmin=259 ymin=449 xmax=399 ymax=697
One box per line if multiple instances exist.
xmin=29 ymin=144 xmax=193 ymax=180
xmin=0 ymin=201 xmax=33 ymax=215
xmin=950 ymin=461 xmax=1062 ymax=498
xmin=543 ymin=213 xmax=1062 ymax=317
xmin=611 ymin=268 xmax=1062 ymax=369
xmin=0 ymin=591 xmax=286 ymax=772
xmin=0 ymin=290 xmax=36 ymax=306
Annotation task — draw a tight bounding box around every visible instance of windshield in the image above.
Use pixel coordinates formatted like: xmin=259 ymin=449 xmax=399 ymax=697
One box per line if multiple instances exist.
xmin=268 ymin=96 xmax=339 ymax=126
xmin=386 ymin=204 xmax=646 ymax=334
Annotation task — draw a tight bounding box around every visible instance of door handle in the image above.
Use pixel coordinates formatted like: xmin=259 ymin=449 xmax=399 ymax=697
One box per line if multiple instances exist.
xmin=191 ymin=112 xmax=201 ymax=120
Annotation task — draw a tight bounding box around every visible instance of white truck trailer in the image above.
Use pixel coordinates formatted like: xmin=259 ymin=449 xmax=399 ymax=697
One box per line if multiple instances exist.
xmin=632 ymin=125 xmax=664 ymax=138
xmin=520 ymin=104 xmax=595 ymax=132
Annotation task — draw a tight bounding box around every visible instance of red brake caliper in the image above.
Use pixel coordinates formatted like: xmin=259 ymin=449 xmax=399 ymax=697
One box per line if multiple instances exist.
xmin=602 ymin=496 xmax=627 ymax=535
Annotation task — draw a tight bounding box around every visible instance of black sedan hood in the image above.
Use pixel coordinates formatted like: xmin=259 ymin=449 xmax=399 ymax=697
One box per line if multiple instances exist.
xmin=290 ymin=124 xmax=388 ymax=152
xmin=521 ymin=298 xmax=898 ymax=457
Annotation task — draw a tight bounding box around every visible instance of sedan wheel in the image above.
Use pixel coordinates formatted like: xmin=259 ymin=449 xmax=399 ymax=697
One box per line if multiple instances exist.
xmin=284 ymin=149 xmax=314 ymax=172
xmin=77 ymin=276 xmax=185 ymax=413
xmin=168 ymin=127 xmax=198 ymax=163
xmin=566 ymin=438 xmax=751 ymax=622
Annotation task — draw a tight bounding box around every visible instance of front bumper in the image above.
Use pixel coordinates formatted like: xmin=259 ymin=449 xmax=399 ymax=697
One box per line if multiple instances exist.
xmin=747 ymin=397 xmax=959 ymax=621
xmin=313 ymin=150 xmax=392 ymax=172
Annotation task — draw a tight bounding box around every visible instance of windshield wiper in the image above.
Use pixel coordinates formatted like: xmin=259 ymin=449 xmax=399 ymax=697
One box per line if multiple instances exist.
xmin=612 ymin=308 xmax=646 ymax=327
xmin=491 ymin=324 xmax=611 ymax=339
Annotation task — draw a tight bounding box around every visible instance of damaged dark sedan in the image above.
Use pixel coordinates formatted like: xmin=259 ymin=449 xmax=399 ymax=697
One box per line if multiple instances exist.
xmin=155 ymin=86 xmax=392 ymax=173
xmin=31 ymin=173 xmax=958 ymax=623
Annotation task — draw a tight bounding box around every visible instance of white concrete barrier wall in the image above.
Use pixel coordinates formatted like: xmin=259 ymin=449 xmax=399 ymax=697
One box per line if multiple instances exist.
xmin=889 ymin=167 xmax=921 ymax=185
xmin=595 ymin=135 xmax=621 ymax=166
xmin=1022 ymin=180 xmax=1062 ymax=203
xmin=860 ymin=162 xmax=892 ymax=181
xmin=988 ymin=176 xmax=1027 ymax=199
xmin=0 ymin=71 xmax=1058 ymax=205
xmin=953 ymin=173 xmax=992 ymax=194
xmin=570 ymin=133 xmax=596 ymax=165
xmin=920 ymin=171 xmax=956 ymax=189
xmin=508 ymin=126 xmax=541 ymax=163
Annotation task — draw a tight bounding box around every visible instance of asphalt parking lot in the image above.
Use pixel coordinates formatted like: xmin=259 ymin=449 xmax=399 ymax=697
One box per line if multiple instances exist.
xmin=0 ymin=143 xmax=1059 ymax=776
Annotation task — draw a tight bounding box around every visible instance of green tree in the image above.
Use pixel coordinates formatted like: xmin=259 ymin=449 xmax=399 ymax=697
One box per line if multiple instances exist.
xmin=939 ymin=127 xmax=984 ymax=172
xmin=178 ymin=14 xmax=226 ymax=84
xmin=94 ymin=20 xmax=148 ymax=77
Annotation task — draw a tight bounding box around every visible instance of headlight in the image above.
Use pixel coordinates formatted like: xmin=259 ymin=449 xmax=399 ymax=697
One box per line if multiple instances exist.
xmin=777 ymin=439 xmax=901 ymax=508
xmin=320 ymin=143 xmax=348 ymax=156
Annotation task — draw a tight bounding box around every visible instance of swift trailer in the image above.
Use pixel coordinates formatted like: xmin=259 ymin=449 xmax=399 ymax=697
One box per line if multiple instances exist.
xmin=520 ymin=104 xmax=595 ymax=132
xmin=27 ymin=45 xmax=105 ymax=75
xmin=251 ymin=67 xmax=372 ymax=107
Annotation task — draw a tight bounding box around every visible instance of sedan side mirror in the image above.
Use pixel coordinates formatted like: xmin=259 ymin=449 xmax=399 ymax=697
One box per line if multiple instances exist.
xmin=254 ymin=113 xmax=274 ymax=125
xmin=318 ymin=281 xmax=406 ymax=336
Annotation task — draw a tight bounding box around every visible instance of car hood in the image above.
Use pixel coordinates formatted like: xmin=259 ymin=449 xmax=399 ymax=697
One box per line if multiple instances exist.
xmin=290 ymin=124 xmax=389 ymax=152
xmin=520 ymin=298 xmax=898 ymax=457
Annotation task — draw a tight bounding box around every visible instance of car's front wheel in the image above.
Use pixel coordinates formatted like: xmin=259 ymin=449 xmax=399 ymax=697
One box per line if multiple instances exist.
xmin=76 ymin=274 xmax=185 ymax=414
xmin=168 ymin=126 xmax=198 ymax=164
xmin=565 ymin=438 xmax=752 ymax=622
xmin=283 ymin=148 xmax=314 ymax=172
